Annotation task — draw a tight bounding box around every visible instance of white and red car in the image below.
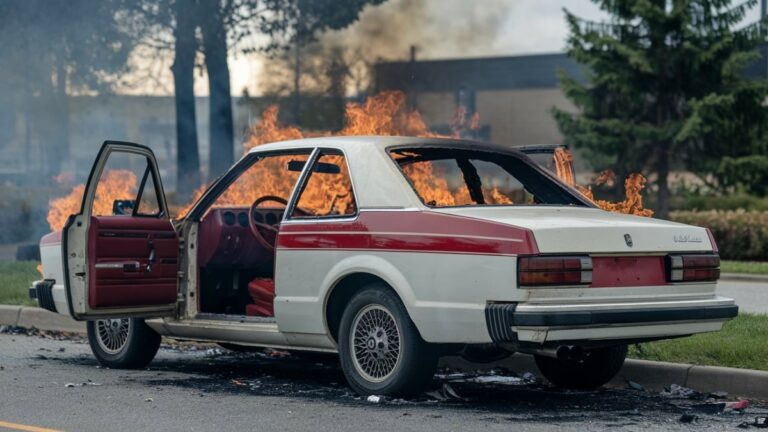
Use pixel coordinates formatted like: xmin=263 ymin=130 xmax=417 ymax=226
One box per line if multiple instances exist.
xmin=31 ymin=137 xmax=737 ymax=396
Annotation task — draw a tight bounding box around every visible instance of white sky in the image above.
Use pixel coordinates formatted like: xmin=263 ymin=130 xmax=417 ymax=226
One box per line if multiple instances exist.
xmin=128 ymin=0 xmax=764 ymax=96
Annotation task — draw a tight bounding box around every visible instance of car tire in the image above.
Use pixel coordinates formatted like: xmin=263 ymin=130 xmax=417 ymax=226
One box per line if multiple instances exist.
xmin=338 ymin=284 xmax=437 ymax=397
xmin=534 ymin=345 xmax=628 ymax=390
xmin=87 ymin=318 xmax=161 ymax=369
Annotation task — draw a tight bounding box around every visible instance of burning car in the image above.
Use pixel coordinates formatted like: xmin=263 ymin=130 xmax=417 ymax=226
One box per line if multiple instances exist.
xmin=30 ymin=137 xmax=737 ymax=396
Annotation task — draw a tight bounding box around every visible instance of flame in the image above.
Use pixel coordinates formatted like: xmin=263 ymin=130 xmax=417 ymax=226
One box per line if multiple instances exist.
xmin=554 ymin=147 xmax=576 ymax=187
xmin=553 ymin=148 xmax=653 ymax=217
xmin=47 ymin=170 xmax=138 ymax=232
xmin=179 ymin=91 xmax=444 ymax=217
xmin=47 ymin=90 xmax=652 ymax=230
xmin=36 ymin=263 xmax=43 ymax=275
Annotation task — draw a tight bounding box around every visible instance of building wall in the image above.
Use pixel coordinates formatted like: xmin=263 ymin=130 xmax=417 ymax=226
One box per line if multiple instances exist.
xmin=413 ymin=88 xmax=577 ymax=146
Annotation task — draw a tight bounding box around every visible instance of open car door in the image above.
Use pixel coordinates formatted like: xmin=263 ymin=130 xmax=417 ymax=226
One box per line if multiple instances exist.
xmin=63 ymin=141 xmax=178 ymax=320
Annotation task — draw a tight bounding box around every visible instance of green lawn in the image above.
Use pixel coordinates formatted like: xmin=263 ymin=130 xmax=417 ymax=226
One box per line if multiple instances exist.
xmin=629 ymin=313 xmax=768 ymax=371
xmin=721 ymin=260 xmax=768 ymax=275
xmin=0 ymin=261 xmax=39 ymax=306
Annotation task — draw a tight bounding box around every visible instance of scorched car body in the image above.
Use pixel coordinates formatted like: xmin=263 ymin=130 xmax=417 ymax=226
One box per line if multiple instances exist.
xmin=31 ymin=137 xmax=738 ymax=396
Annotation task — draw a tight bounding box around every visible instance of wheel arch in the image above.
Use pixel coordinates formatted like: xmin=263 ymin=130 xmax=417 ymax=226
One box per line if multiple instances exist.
xmin=321 ymin=256 xmax=418 ymax=344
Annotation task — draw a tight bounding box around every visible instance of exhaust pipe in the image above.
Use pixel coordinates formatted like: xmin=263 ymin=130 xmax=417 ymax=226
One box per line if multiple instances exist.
xmin=534 ymin=345 xmax=584 ymax=361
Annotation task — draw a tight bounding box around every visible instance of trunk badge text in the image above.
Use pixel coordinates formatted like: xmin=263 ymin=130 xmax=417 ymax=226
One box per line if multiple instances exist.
xmin=624 ymin=234 xmax=633 ymax=247
xmin=674 ymin=234 xmax=703 ymax=243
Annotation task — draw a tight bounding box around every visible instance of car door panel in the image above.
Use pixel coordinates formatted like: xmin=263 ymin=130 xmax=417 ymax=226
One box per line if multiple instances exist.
xmin=89 ymin=216 xmax=178 ymax=308
xmin=64 ymin=141 xmax=178 ymax=320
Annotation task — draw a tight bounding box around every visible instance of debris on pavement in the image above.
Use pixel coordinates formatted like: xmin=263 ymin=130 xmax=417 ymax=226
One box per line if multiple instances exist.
xmin=627 ymin=380 xmax=644 ymax=391
xmin=426 ymin=383 xmax=464 ymax=401
xmin=661 ymin=384 xmax=699 ymax=399
xmin=145 ymin=397 xmax=153 ymax=402
xmin=727 ymin=400 xmax=750 ymax=412
xmin=64 ymin=380 xmax=103 ymax=388
xmin=366 ymin=395 xmax=383 ymax=403
xmin=679 ymin=413 xmax=697 ymax=423
xmin=740 ymin=417 xmax=768 ymax=429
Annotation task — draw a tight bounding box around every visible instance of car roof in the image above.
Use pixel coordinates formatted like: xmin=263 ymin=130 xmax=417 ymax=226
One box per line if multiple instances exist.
xmin=246 ymin=135 xmax=523 ymax=155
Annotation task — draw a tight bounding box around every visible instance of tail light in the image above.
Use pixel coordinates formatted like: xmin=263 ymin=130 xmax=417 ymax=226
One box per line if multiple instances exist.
xmin=666 ymin=253 xmax=720 ymax=282
xmin=518 ymin=255 xmax=592 ymax=287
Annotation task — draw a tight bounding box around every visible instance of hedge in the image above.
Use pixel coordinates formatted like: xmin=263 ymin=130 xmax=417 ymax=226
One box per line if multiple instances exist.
xmin=670 ymin=210 xmax=768 ymax=261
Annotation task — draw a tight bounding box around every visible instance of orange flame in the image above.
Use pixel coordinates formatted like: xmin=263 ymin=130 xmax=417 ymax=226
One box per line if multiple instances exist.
xmin=554 ymin=148 xmax=653 ymax=217
xmin=47 ymin=170 xmax=138 ymax=232
xmin=47 ymin=91 xmax=652 ymax=230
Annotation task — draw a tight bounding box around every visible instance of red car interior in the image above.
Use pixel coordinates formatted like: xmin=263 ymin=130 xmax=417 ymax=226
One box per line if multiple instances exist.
xmin=197 ymin=207 xmax=284 ymax=268
xmin=197 ymin=207 xmax=282 ymax=317
xmin=246 ymin=278 xmax=276 ymax=317
xmin=88 ymin=216 xmax=178 ymax=308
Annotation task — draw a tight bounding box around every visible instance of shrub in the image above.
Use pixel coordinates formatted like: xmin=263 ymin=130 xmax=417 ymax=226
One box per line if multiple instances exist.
xmin=670 ymin=210 xmax=768 ymax=261
xmin=677 ymin=194 xmax=768 ymax=212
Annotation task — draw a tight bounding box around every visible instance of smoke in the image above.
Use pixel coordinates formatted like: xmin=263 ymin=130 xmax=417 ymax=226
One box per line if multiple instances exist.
xmin=258 ymin=0 xmax=515 ymax=97
xmin=325 ymin=0 xmax=515 ymax=60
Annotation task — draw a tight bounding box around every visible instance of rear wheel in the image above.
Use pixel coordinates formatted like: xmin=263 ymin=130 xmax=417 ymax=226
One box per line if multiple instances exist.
xmin=534 ymin=345 xmax=627 ymax=390
xmin=87 ymin=318 xmax=160 ymax=369
xmin=338 ymin=285 xmax=437 ymax=397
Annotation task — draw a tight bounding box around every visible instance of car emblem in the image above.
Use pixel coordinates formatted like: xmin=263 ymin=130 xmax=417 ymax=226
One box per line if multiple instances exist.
xmin=624 ymin=234 xmax=633 ymax=247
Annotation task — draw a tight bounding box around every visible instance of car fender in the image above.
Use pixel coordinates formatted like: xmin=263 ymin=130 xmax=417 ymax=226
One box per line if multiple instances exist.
xmin=319 ymin=252 xmax=418 ymax=332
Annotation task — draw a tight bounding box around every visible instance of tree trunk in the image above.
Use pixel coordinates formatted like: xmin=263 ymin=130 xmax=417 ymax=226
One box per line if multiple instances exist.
xmin=656 ymin=142 xmax=670 ymax=219
xmin=200 ymin=0 xmax=234 ymax=181
xmin=293 ymin=39 xmax=302 ymax=126
xmin=47 ymin=54 xmax=70 ymax=178
xmin=172 ymin=0 xmax=201 ymax=201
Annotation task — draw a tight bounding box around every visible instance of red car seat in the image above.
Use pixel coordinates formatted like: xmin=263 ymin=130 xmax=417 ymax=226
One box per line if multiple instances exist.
xmin=246 ymin=278 xmax=275 ymax=317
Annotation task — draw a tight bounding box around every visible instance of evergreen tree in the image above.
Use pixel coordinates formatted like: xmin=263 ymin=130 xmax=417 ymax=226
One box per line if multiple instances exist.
xmin=553 ymin=0 xmax=768 ymax=218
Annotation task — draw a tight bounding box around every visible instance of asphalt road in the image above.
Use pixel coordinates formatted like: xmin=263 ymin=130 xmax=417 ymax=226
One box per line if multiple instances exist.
xmin=717 ymin=280 xmax=768 ymax=314
xmin=1 ymin=330 xmax=766 ymax=432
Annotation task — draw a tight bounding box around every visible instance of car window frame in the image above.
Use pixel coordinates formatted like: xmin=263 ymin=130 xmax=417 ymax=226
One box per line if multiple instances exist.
xmin=284 ymin=147 xmax=360 ymax=222
xmin=385 ymin=143 xmax=596 ymax=210
xmin=185 ymin=148 xmax=317 ymax=222
xmin=90 ymin=151 xmax=167 ymax=219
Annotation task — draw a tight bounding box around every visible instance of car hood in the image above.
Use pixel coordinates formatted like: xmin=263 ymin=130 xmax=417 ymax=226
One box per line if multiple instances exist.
xmin=432 ymin=206 xmax=714 ymax=254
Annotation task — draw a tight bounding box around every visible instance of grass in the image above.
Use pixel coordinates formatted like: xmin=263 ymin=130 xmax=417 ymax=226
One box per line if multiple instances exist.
xmin=0 ymin=261 xmax=39 ymax=306
xmin=629 ymin=313 xmax=768 ymax=371
xmin=721 ymin=260 xmax=768 ymax=275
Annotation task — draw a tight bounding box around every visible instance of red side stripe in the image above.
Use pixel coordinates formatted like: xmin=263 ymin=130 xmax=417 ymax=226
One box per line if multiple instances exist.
xmin=278 ymin=211 xmax=538 ymax=256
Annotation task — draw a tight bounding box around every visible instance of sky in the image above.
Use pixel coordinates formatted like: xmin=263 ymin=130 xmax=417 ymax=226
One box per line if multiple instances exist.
xmin=128 ymin=0 xmax=765 ymax=96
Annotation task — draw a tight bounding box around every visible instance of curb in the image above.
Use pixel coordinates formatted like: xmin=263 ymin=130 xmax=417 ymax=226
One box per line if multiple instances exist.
xmin=720 ymin=273 xmax=768 ymax=283
xmin=441 ymin=353 xmax=768 ymax=400
xmin=0 ymin=305 xmax=85 ymax=333
xmin=4 ymin=305 xmax=768 ymax=399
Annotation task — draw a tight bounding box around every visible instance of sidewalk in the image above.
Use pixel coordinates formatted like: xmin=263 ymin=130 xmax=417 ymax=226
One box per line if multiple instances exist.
xmin=721 ymin=273 xmax=768 ymax=283
xmin=0 ymin=304 xmax=85 ymax=333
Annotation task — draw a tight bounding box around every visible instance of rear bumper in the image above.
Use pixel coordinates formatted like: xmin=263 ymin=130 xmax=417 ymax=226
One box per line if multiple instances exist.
xmin=486 ymin=296 xmax=738 ymax=344
xmin=512 ymin=304 xmax=738 ymax=327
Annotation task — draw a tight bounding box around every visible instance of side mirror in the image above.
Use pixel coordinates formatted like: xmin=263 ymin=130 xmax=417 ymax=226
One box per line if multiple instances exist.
xmin=112 ymin=199 xmax=136 ymax=215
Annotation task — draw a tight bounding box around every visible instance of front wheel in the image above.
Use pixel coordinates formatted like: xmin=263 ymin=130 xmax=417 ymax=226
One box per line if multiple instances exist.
xmin=338 ymin=285 xmax=437 ymax=397
xmin=534 ymin=345 xmax=627 ymax=390
xmin=87 ymin=318 xmax=161 ymax=369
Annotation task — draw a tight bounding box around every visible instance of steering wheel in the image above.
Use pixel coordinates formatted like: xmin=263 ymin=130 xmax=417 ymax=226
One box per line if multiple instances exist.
xmin=248 ymin=195 xmax=288 ymax=251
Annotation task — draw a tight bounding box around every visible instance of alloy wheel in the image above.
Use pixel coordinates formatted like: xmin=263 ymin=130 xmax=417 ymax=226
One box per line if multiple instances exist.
xmin=95 ymin=318 xmax=131 ymax=355
xmin=350 ymin=304 xmax=402 ymax=383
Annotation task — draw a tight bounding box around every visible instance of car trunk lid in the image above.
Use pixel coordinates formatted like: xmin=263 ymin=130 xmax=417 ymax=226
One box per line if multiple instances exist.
xmin=433 ymin=206 xmax=714 ymax=254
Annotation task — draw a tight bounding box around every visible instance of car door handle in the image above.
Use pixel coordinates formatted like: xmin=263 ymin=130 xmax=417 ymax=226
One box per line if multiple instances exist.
xmin=146 ymin=241 xmax=156 ymax=273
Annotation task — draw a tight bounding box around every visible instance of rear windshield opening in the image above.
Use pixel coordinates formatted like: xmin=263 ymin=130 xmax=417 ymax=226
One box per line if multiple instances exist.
xmin=389 ymin=147 xmax=587 ymax=208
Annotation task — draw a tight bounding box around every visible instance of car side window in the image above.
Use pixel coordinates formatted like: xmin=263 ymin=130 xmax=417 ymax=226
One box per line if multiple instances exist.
xmin=91 ymin=151 xmax=161 ymax=217
xmin=292 ymin=151 xmax=357 ymax=218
